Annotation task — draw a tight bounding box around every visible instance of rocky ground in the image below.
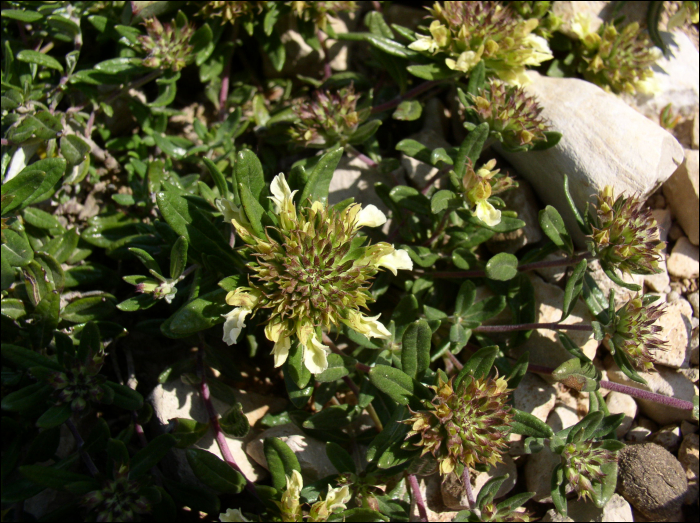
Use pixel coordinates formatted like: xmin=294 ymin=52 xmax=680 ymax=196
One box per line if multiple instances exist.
xmin=125 ymin=3 xmax=700 ymax=522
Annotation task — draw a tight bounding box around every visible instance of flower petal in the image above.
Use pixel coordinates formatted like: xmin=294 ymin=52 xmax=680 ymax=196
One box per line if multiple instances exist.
xmin=222 ymin=307 xmax=251 ymax=345
xmin=475 ymin=200 xmax=501 ymax=227
xmin=303 ymin=336 xmax=330 ymax=374
xmin=271 ymin=335 xmax=291 ymax=368
xmin=355 ymin=205 xmax=387 ymax=229
xmin=377 ymin=248 xmax=413 ymax=276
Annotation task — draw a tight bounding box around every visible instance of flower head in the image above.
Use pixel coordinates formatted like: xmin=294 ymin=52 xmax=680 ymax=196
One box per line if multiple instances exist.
xmin=410 ymin=1 xmax=553 ymax=83
xmin=479 ymin=502 xmax=532 ymax=522
xmin=219 ymin=174 xmax=412 ymax=373
xmin=138 ymin=17 xmax=196 ymax=71
xmin=199 ymin=1 xmax=265 ymax=26
xmin=572 ymin=16 xmax=660 ymax=94
xmin=309 ymin=484 xmax=352 ymax=522
xmin=607 ymin=294 xmax=667 ymax=371
xmin=458 ymin=158 xmax=515 ymax=227
xmin=562 ymin=439 xmax=617 ymax=502
xmin=403 ymin=375 xmax=512 ymax=476
xmin=219 ymin=508 xmax=249 ymax=522
xmin=82 ymin=465 xmax=152 ymax=522
xmin=465 ymin=80 xmax=550 ymax=150
xmin=276 ymin=470 xmax=303 ymax=522
xmin=289 ymin=85 xmax=368 ymax=148
xmin=588 ymin=186 xmax=665 ymax=276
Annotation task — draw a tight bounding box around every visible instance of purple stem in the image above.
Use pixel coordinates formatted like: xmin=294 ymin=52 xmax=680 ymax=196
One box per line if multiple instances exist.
xmin=318 ymin=29 xmax=332 ymax=80
xmin=462 ymin=467 xmax=475 ymax=509
xmin=196 ymin=342 xmax=258 ymax=498
xmin=408 ymin=474 xmax=429 ymax=522
xmin=474 ymin=322 xmax=593 ymax=333
xmin=323 ymin=333 xmax=373 ymax=373
xmin=66 ymin=419 xmax=99 ymax=477
xmin=600 ymin=380 xmax=695 ymax=411
xmin=448 ymin=351 xmax=463 ymax=370
xmin=371 ymin=80 xmax=440 ymax=114
xmin=346 ymin=145 xmax=378 ymax=167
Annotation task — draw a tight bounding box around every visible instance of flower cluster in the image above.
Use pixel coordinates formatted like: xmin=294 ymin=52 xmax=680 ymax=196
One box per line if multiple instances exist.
xmin=82 ymin=465 xmax=152 ymax=522
xmin=479 ymin=502 xmax=532 ymax=522
xmin=47 ymin=339 xmax=106 ymax=412
xmin=511 ymin=1 xmax=562 ymax=39
xmin=199 ymin=1 xmax=266 ymax=25
xmin=587 ymin=186 xmax=665 ymax=276
xmin=403 ymin=375 xmax=512 ymax=476
xmin=138 ymin=17 xmax=196 ymax=72
xmin=570 ymin=14 xmax=661 ymax=94
xmin=290 ymin=1 xmax=358 ymax=32
xmin=458 ymin=158 xmax=515 ymax=227
xmin=289 ymin=85 xmax=366 ymax=148
xmin=219 ymin=174 xmax=412 ymax=373
xmin=607 ymin=295 xmax=667 ymax=371
xmin=274 ymin=470 xmax=351 ymax=522
xmin=466 ymin=80 xmax=549 ymax=150
xmin=561 ymin=440 xmax=617 ymax=502
xmin=409 ymin=1 xmax=553 ymax=84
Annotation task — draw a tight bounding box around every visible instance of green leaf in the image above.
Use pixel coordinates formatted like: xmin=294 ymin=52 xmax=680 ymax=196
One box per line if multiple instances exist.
xmin=348 ymin=119 xmax=382 ymax=144
xmin=19 ymin=465 xmax=93 ymax=490
xmin=485 ymin=252 xmax=519 ymax=281
xmin=610 ymin=342 xmax=647 ymax=385
xmin=406 ymin=62 xmax=456 ymax=80
xmin=563 ymin=175 xmax=588 ymax=235
xmin=161 ymin=287 xmax=233 ymax=338
xmin=591 ymin=414 xmax=625 ymax=439
xmin=561 ymin=259 xmax=587 ymax=321
xmin=591 ymin=459 xmax=618 ymax=508
xmin=539 ymin=206 xmax=573 ymax=255
xmin=2 ymin=9 xmax=44 ymax=22
xmin=389 ymin=185 xmax=430 ymax=215
xmin=36 ymin=403 xmax=72 ymax=428
xmin=602 ymin=264 xmax=641 ymax=292
xmin=326 ymin=442 xmax=356 ymax=474
xmin=328 ymin=508 xmax=390 ymax=522
xmin=1 ymin=173 xmax=45 ymax=215
xmin=510 ymin=408 xmax=554 ymax=438
xmin=6 ymin=112 xmax=62 ymax=145
xmin=264 ymin=437 xmax=301 ymax=490
xmin=303 ymin=404 xmax=356 ymax=430
xmin=284 ymin=370 xmax=313 ymax=409
xmin=234 ymin=149 xmax=266 ymax=205
xmin=581 ymin=273 xmax=610 ymax=324
xmin=395 ymin=139 xmax=431 ymax=164
xmin=462 ymin=295 xmax=507 ymax=323
xmin=171 ymin=418 xmax=209 ymax=449
xmin=393 ymin=100 xmax=422 ymax=121
xmin=286 ymin=341 xmax=312 ymax=388
xmin=455 ymin=123 xmax=489 ymax=179
xmin=646 ymin=0 xmax=667 ymax=53
xmin=60 ymin=135 xmax=90 ymax=165
xmin=457 ymin=345 xmax=499 ymax=383
xmin=466 ymin=61 xmax=486 ymax=96
xmin=315 ymin=353 xmax=350 ymax=383
xmin=454 ymin=280 xmax=476 ymax=316
xmin=475 ymin=474 xmax=510 ymax=509
xmin=186 ymin=449 xmax=246 ymax=494
xmin=104 ymin=381 xmax=144 ymax=411
xmin=369 ymin=365 xmax=427 ymax=407
xmin=550 ymin=464 xmax=568 ymax=517
xmin=403 ymin=245 xmax=440 ymax=267
xmin=558 ymin=333 xmax=592 ymax=362
xmin=219 ymin=403 xmax=250 ymax=438
xmin=162 ymin=477 xmax=220 ymax=515
xmin=551 ymin=358 xmax=600 ymax=392
xmin=77 ymin=321 xmax=101 ymax=362
xmin=17 ymin=50 xmax=63 ymax=72
xmin=170 ymin=236 xmax=188 ymax=280
xmin=431 ymin=190 xmax=461 ymax=214
xmin=129 ymin=434 xmax=176 ymax=479
xmin=1 ymin=382 xmax=52 ymax=412
xmin=299 ymin=146 xmax=343 ymax=205
xmin=336 ymin=32 xmax=419 ymax=60
xmin=22 ymin=207 xmax=65 ymax=232
xmin=1 ymin=343 xmax=62 ymax=371
xmin=61 ymin=294 xmax=116 ymax=323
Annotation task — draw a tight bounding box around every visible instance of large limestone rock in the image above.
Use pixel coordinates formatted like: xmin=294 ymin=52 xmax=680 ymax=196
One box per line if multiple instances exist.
xmin=653 ymin=298 xmax=694 ymax=368
xmin=495 ymin=72 xmax=684 ymax=248
xmin=664 ymin=149 xmax=699 ymax=245
xmin=667 ymin=236 xmax=700 ymax=279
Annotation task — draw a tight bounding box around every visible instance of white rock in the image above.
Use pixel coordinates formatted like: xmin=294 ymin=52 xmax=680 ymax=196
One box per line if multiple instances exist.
xmin=550 ymin=1 xmax=607 ymax=38
xmin=667 ymin=236 xmax=700 ymax=279
xmin=627 ymin=31 xmax=700 ymax=120
xmin=626 ymin=417 xmax=658 ymax=443
xmin=328 ymin=153 xmax=403 ymax=234
xmin=246 ymin=424 xmax=336 ymax=482
xmin=605 ymin=356 xmax=698 ymax=424
xmin=524 ymin=445 xmax=566 ymax=503
xmin=606 ymin=391 xmax=637 ymax=439
xmin=509 ymin=372 xmax=557 ymax=456
xmin=654 ymin=298 xmax=693 ymax=368
xmin=409 ymin=474 xmax=458 ymax=522
xmin=693 ymin=110 xmax=699 ymax=149
xmin=509 ymin=275 xmax=599 ymax=372
xmin=649 ymin=424 xmax=682 ymax=452
xmin=486 ymin=178 xmax=544 ymax=254
xmin=541 ymin=509 xmax=574 ymax=522
xmin=495 ymin=72 xmax=684 ymax=248
xmin=679 ymin=433 xmax=699 ymax=505
xmin=587 ymin=260 xmax=645 ymax=310
xmin=645 ymin=209 xmax=672 ymax=291
xmin=441 ymin=456 xmax=517 ymax=511
xmin=400 ymin=128 xmax=451 ymax=188
xmin=548 ymin=404 xmax=582 ymax=433
xmin=565 ymin=493 xmax=634 ymax=522
xmin=688 ymin=291 xmax=699 ymax=317
xmin=664 ymin=149 xmax=699 ymax=245
xmin=149 ymin=382 xmax=274 ymax=483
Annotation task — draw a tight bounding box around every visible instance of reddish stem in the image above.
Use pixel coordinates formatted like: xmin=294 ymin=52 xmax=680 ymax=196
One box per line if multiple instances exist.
xmin=408 ymin=474 xmax=428 ymax=522
xmin=599 ymin=380 xmax=695 ymax=411
xmin=474 ymin=323 xmax=593 ymax=333
xmin=462 ymin=467 xmax=475 ymax=509
xmin=346 ymin=145 xmax=378 ymax=167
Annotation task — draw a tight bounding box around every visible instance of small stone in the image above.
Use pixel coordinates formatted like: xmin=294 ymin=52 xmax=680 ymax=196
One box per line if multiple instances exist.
xmin=524 ymin=445 xmax=567 ymax=503
xmin=494 ymin=72 xmax=684 ymax=248
xmin=565 ymin=493 xmax=634 ymax=522
xmin=547 ymin=405 xmax=581 ymax=433
xmin=605 ymin=356 xmax=698 ymax=425
xmin=534 ymin=252 xmax=568 ymax=285
xmin=664 ymin=149 xmax=699 ymax=245
xmin=541 ymin=508 xmax=574 ymax=522
xmin=618 ymin=443 xmax=688 ymax=521
xmin=644 ymin=210 xmax=672 ymax=292
xmin=486 ymin=178 xmax=543 ymax=254
xmin=667 ymin=237 xmax=700 ymax=279
xmin=653 ymin=298 xmax=693 ymax=368
xmin=605 ymin=391 xmax=637 ymax=439
xmin=669 ymin=222 xmax=684 ymax=241
xmin=626 ymin=417 xmax=659 ymax=443
xmin=681 ymin=420 xmax=698 ymax=436
xmin=679 ymin=367 xmax=700 ymax=383
xmin=687 ymin=291 xmax=699 ymax=317
xmin=512 ymin=372 xmax=557 ymax=425
xmin=649 ymin=424 xmax=682 ymax=452
xmin=409 ymin=474 xmax=458 ymax=522
xmin=246 ymin=424 xmax=336 ymax=482
xmin=666 ymin=290 xmax=681 ymax=302
xmin=400 ymin=128 xmax=451 ymax=188
xmin=679 ymin=433 xmax=699 ymax=505
xmin=652 ymin=208 xmax=673 ymax=243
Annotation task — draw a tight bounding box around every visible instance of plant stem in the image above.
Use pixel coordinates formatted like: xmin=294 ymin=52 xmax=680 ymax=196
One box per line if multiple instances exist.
xmin=371 ymin=80 xmax=441 ymax=114
xmin=422 ymin=211 xmax=450 ymax=247
xmin=462 ymin=467 xmax=475 ymax=509
xmin=408 ymin=474 xmax=428 ymax=522
xmin=345 ymin=145 xmax=378 ymax=168
xmin=66 ymin=419 xmax=99 ymax=477
xmin=196 ymin=340 xmax=258 ymax=498
xmin=599 ymin=380 xmax=695 ymax=411
xmin=474 ymin=322 xmax=593 ymax=333
xmin=425 ymin=252 xmax=594 ymax=279
xmin=318 ymin=29 xmax=332 ymax=81
xmin=448 ymin=351 xmax=463 ymax=370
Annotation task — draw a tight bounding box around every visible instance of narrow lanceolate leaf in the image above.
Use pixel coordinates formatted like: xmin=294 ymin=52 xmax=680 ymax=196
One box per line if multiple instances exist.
xmin=264 ymin=437 xmax=301 ymax=491
xmin=539 ymin=205 xmax=573 ymax=254
xmin=326 ymin=442 xmax=356 ymax=474
xmin=551 ymin=358 xmax=600 ymax=392
xmin=129 ymin=434 xmax=176 ymax=479
xmin=561 ymin=259 xmax=587 ymax=321
xmin=36 ymin=403 xmax=72 ymax=428
xmin=551 ymin=464 xmax=568 ymax=517
xmin=369 ymin=365 xmax=421 ymax=407
xmin=456 ymin=345 xmax=499 ymax=384
xmin=186 ymin=449 xmax=246 ymax=494
xmin=455 ymin=123 xmax=489 ymax=179
xmin=510 ymin=409 xmax=554 ymax=438
xmin=299 ymin=146 xmax=343 ymax=205
xmin=401 ymin=320 xmax=431 ymax=380
xmin=170 ymin=236 xmax=188 ymax=280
